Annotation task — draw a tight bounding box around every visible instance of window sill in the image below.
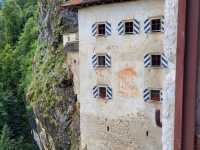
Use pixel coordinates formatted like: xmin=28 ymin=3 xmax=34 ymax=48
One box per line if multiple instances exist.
xmin=146 ymin=66 xmax=163 ymax=69
xmin=95 ymin=66 xmax=110 ymax=69
xmin=95 ymin=34 xmax=107 ymax=38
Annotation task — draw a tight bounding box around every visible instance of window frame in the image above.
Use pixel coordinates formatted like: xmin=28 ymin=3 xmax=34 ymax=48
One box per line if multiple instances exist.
xmin=97 ymin=85 xmax=108 ymax=99
xmin=96 ymin=53 xmax=107 ymax=68
xmin=150 ymin=89 xmax=161 ymax=102
xmin=150 ymin=17 xmax=162 ymax=33
xmin=148 ymin=52 xmax=162 ymax=68
xmin=151 ymin=54 xmax=162 ymax=67
xmin=96 ymin=22 xmax=106 ymax=36
xmin=124 ymin=20 xmax=134 ymax=34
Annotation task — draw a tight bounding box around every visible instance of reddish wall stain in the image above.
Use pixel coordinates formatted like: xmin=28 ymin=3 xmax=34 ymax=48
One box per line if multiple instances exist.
xmin=118 ymin=67 xmax=139 ymax=97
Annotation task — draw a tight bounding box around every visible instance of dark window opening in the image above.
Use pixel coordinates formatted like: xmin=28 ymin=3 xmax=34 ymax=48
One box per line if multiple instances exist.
xmin=97 ymin=24 xmax=106 ymax=35
xmin=150 ymin=90 xmax=161 ymax=101
xmin=151 ymin=55 xmax=161 ymax=67
xmin=125 ymin=21 xmax=133 ymax=34
xmin=99 ymin=87 xmax=107 ymax=98
xmin=151 ymin=19 xmax=161 ymax=32
xmin=97 ymin=55 xmax=106 ymax=67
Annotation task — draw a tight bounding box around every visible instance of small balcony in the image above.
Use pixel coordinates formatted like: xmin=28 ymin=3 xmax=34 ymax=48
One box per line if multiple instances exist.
xmin=63 ymin=33 xmax=79 ymax=52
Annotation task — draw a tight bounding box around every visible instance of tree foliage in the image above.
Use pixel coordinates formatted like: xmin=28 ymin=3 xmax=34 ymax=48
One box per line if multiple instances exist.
xmin=0 ymin=0 xmax=39 ymax=149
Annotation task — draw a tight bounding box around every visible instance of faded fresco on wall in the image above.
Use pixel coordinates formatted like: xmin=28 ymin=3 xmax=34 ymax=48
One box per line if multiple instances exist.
xmin=118 ymin=67 xmax=139 ymax=97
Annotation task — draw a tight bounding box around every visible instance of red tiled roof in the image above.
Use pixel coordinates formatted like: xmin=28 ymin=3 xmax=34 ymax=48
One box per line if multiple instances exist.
xmin=61 ymin=0 xmax=135 ymax=9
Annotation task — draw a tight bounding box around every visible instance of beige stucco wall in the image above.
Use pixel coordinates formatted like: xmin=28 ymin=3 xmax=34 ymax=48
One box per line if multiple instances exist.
xmin=78 ymin=0 xmax=165 ymax=149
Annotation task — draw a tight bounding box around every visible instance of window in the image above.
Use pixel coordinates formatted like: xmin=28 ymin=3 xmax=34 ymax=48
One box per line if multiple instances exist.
xmin=92 ymin=53 xmax=111 ymax=68
xmin=125 ymin=21 xmax=133 ymax=34
xmin=93 ymin=85 xmax=112 ymax=99
xmin=151 ymin=18 xmax=161 ymax=32
xmin=99 ymin=87 xmax=107 ymax=99
xmin=151 ymin=55 xmax=161 ymax=67
xmin=97 ymin=24 xmax=106 ymax=35
xmin=150 ymin=90 xmax=161 ymax=101
xmin=97 ymin=55 xmax=106 ymax=67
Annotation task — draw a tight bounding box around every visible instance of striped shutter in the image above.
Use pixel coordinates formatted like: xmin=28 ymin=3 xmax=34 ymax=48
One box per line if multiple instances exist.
xmin=105 ymin=21 xmax=112 ymax=36
xmin=161 ymin=53 xmax=168 ymax=68
xmin=133 ymin=19 xmax=140 ymax=34
xmin=91 ymin=23 xmax=97 ymax=36
xmin=92 ymin=86 xmax=99 ymax=98
xmin=144 ymin=54 xmax=151 ymax=67
xmin=144 ymin=18 xmax=151 ymax=33
xmin=161 ymin=16 xmax=165 ymax=32
xmin=117 ymin=21 xmax=124 ymax=35
xmin=106 ymin=86 xmax=112 ymax=100
xmin=92 ymin=53 xmax=97 ymax=68
xmin=143 ymin=89 xmax=150 ymax=102
xmin=105 ymin=53 xmax=111 ymax=67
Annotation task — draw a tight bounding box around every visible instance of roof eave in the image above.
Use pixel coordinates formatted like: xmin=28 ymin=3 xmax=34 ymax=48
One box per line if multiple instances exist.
xmin=61 ymin=0 xmax=136 ymax=9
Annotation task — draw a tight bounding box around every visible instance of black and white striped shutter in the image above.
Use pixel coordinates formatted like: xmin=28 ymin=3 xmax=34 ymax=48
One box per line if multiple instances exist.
xmin=105 ymin=21 xmax=112 ymax=36
xmin=105 ymin=53 xmax=111 ymax=67
xmin=161 ymin=16 xmax=165 ymax=33
xmin=144 ymin=18 xmax=151 ymax=33
xmin=117 ymin=21 xmax=124 ymax=35
xmin=92 ymin=86 xmax=99 ymax=98
xmin=106 ymin=86 xmax=112 ymax=100
xmin=92 ymin=53 xmax=97 ymax=68
xmin=143 ymin=89 xmax=150 ymax=102
xmin=91 ymin=23 xmax=97 ymax=36
xmin=144 ymin=54 xmax=151 ymax=67
xmin=133 ymin=19 xmax=140 ymax=34
xmin=161 ymin=53 xmax=168 ymax=68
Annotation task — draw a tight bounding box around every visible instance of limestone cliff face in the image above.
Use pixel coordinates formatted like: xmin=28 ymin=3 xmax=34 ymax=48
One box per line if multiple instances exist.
xmin=27 ymin=0 xmax=80 ymax=150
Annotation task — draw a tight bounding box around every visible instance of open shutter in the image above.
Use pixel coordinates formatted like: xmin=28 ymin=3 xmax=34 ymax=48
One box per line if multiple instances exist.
xmin=92 ymin=86 xmax=99 ymax=98
xmin=105 ymin=53 xmax=111 ymax=67
xmin=161 ymin=53 xmax=168 ymax=68
xmin=144 ymin=54 xmax=151 ymax=67
xmin=161 ymin=16 xmax=165 ymax=32
xmin=143 ymin=89 xmax=150 ymax=102
xmin=133 ymin=19 xmax=140 ymax=34
xmin=106 ymin=86 xmax=112 ymax=100
xmin=117 ymin=21 xmax=124 ymax=35
xmin=144 ymin=18 xmax=151 ymax=33
xmin=92 ymin=53 xmax=97 ymax=68
xmin=91 ymin=23 xmax=97 ymax=36
xmin=105 ymin=21 xmax=112 ymax=36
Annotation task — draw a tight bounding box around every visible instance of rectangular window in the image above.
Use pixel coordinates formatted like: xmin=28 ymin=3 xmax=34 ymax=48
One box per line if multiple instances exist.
xmin=97 ymin=24 xmax=106 ymax=35
xmin=151 ymin=55 xmax=161 ymax=67
xmin=99 ymin=86 xmax=107 ymax=99
xmin=125 ymin=21 xmax=133 ymax=34
xmin=150 ymin=90 xmax=161 ymax=101
xmin=151 ymin=18 xmax=161 ymax=32
xmin=98 ymin=55 xmax=106 ymax=66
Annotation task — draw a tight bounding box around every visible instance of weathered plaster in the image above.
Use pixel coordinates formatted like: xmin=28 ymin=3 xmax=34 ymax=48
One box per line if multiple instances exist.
xmin=162 ymin=0 xmax=178 ymax=149
xmin=78 ymin=0 xmax=164 ymax=149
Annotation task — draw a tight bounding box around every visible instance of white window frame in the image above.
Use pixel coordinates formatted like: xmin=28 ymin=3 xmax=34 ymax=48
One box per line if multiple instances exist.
xmin=123 ymin=19 xmax=134 ymax=34
xmin=96 ymin=22 xmax=106 ymax=37
xmin=149 ymin=88 xmax=162 ymax=102
xmin=97 ymin=85 xmax=108 ymax=99
xmin=150 ymin=53 xmax=162 ymax=68
xmin=150 ymin=17 xmax=162 ymax=33
xmin=96 ymin=53 xmax=107 ymax=68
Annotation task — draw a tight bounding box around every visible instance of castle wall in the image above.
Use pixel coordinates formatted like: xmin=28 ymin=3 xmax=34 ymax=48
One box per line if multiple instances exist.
xmin=162 ymin=0 xmax=178 ymax=149
xmin=78 ymin=0 xmax=164 ymax=149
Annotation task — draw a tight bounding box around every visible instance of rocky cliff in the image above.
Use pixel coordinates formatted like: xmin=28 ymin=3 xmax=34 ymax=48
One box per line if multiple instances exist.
xmin=27 ymin=0 xmax=80 ymax=149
